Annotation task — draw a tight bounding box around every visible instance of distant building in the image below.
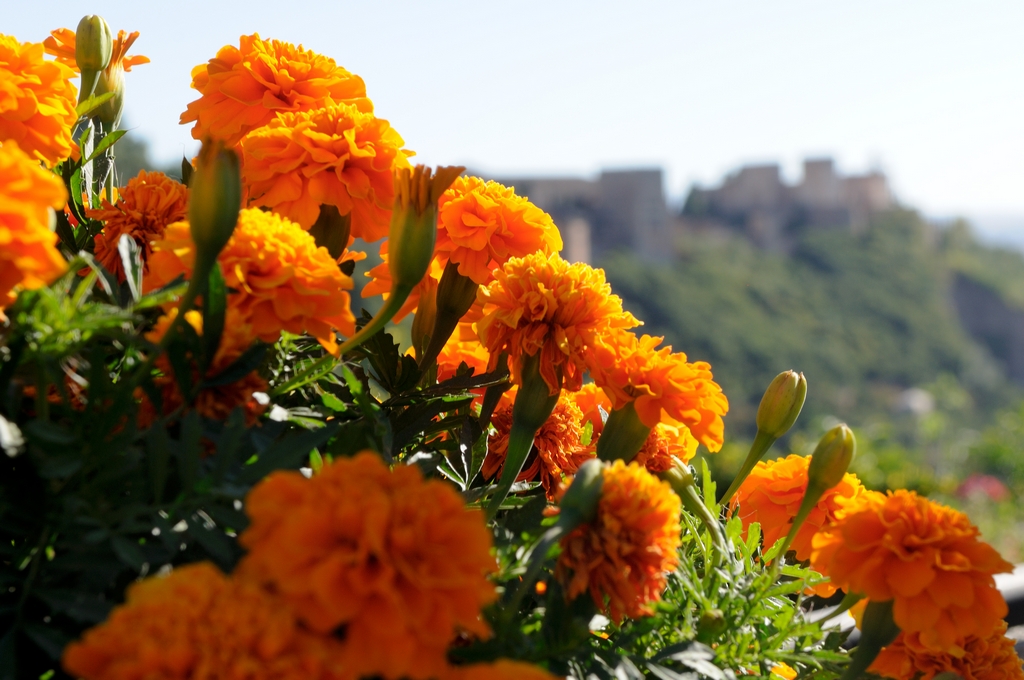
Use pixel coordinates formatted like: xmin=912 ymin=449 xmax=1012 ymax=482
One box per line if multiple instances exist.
xmin=490 ymin=169 xmax=673 ymax=264
xmin=682 ymin=158 xmax=895 ymax=251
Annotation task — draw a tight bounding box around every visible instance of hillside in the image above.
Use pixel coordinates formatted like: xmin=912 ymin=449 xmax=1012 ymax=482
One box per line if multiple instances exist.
xmin=601 ymin=210 xmax=1018 ymax=434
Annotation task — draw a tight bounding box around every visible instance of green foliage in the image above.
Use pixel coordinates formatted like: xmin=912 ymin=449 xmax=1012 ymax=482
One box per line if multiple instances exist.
xmin=602 ymin=211 xmax=1001 ymax=433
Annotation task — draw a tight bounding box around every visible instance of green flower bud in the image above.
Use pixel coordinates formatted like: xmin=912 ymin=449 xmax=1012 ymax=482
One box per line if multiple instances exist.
xmin=75 ymin=15 xmax=112 ymax=101
xmin=756 ymin=370 xmax=807 ymax=439
xmin=91 ymin=65 xmax=124 ymax=128
xmin=389 ymin=165 xmax=462 ymax=290
xmin=595 ymin=401 xmax=651 ymax=463
xmin=188 ymin=141 xmax=242 ymax=272
xmin=557 ymin=458 xmax=604 ymax=529
xmin=807 ymin=423 xmax=856 ymax=493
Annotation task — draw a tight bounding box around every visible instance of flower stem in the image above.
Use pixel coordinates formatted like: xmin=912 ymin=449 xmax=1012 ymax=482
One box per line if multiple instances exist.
xmin=720 ymin=429 xmax=777 ymax=505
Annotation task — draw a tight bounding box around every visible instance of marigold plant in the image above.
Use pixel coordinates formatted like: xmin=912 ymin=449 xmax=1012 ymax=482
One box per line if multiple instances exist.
xmin=477 ymin=252 xmax=639 ymax=394
xmin=0 ymin=141 xmax=67 ymax=309
xmin=236 ymin=451 xmax=498 ymax=680
xmin=435 ymin=175 xmax=564 ymax=285
xmin=181 ymin=33 xmax=370 ymax=146
xmin=0 ymin=34 xmax=77 ymax=167
xmin=556 ymin=460 xmax=682 ymax=622
xmin=588 ymin=332 xmax=729 ymax=452
xmin=62 ymin=563 xmax=346 ymax=680
xmin=144 ymin=207 xmax=356 ymax=348
xmin=87 ymin=170 xmax=189 ymax=281
xmin=870 ymin=622 xmax=1024 ymax=680
xmin=240 ymin=102 xmax=408 ymax=238
xmin=810 ymin=489 xmax=1013 ymax=652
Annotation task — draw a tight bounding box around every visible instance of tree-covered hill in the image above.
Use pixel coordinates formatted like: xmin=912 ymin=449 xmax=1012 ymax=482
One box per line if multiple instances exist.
xmin=601 ymin=210 xmax=1019 ymax=434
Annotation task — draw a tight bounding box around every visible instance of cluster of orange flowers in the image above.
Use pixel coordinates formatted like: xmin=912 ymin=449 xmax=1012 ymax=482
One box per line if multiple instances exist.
xmin=733 ymin=454 xmax=1019 ymax=679
xmin=0 ymin=141 xmax=67 ymax=312
xmin=64 ymin=452 xmax=559 ymax=680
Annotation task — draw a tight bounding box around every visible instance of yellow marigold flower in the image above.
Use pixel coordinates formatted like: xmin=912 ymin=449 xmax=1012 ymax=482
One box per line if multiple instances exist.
xmin=871 ymin=622 xmax=1024 ymax=680
xmin=137 ymin=306 xmax=267 ymax=427
xmin=0 ymin=141 xmax=67 ymax=309
xmin=810 ymin=489 xmax=1013 ymax=653
xmin=0 ymin=34 xmax=77 ymax=167
xmin=62 ymin=562 xmax=345 ymax=680
xmin=237 ymin=451 xmax=498 ymax=680
xmin=771 ymin=663 xmax=798 ymax=680
xmin=731 ymin=454 xmax=867 ymax=562
xmin=588 ymin=331 xmax=729 ymax=452
xmin=43 ymin=26 xmax=150 ymax=74
xmin=477 ymin=252 xmax=639 ymax=395
xmin=485 ymin=392 xmax=596 ymax=499
xmin=436 ymin=176 xmax=563 ymax=285
xmin=241 ymin=102 xmax=408 ymax=240
xmin=181 ymin=33 xmax=370 ymax=147
xmin=87 ymin=170 xmax=188 ymax=281
xmin=444 ymin=660 xmax=563 ymax=680
xmin=555 ymin=460 xmax=681 ymax=622
xmin=144 ymin=207 xmax=356 ymax=349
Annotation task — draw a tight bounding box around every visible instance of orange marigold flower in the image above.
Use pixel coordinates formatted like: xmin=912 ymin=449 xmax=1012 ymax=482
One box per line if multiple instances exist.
xmin=731 ymin=454 xmax=868 ymax=561
xmin=444 ymin=660 xmax=563 ymax=680
xmin=588 ymin=331 xmax=729 ymax=452
xmin=810 ymin=489 xmax=1013 ymax=653
xmin=556 ymin=460 xmax=681 ymax=622
xmin=436 ymin=176 xmax=563 ymax=285
xmin=437 ymin=322 xmax=491 ymax=383
xmin=44 ymin=26 xmax=150 ymax=74
xmin=569 ymin=383 xmax=611 ymax=435
xmin=236 ymin=451 xmax=498 ymax=680
xmin=241 ymin=102 xmax=409 ymax=239
xmin=477 ymin=252 xmax=639 ymax=394
xmin=87 ymin=170 xmax=188 ymax=281
xmin=62 ymin=562 xmax=345 ymax=680
xmin=871 ymin=622 xmax=1024 ymax=680
xmin=144 ymin=208 xmax=356 ymax=348
xmin=181 ymin=33 xmax=370 ymax=147
xmin=635 ymin=422 xmax=699 ymax=472
xmin=485 ymin=392 xmax=595 ymax=499
xmin=137 ymin=306 xmax=267 ymax=427
xmin=0 ymin=141 xmax=67 ymax=309
xmin=0 ymin=34 xmax=77 ymax=167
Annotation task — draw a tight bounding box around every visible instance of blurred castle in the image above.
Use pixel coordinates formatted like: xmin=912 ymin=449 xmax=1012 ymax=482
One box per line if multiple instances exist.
xmin=492 ymin=158 xmax=894 ymax=263
xmin=491 ymin=169 xmax=674 ymax=264
xmin=681 ymin=158 xmax=894 ymax=251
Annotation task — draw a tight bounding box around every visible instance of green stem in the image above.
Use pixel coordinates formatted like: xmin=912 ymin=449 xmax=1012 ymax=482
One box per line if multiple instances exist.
xmin=503 ymin=525 xmax=565 ymax=619
xmin=679 ymin=482 xmax=729 ymax=566
xmin=720 ymin=429 xmax=777 ymax=505
xmin=841 ymin=600 xmax=900 ymax=680
xmin=336 ymin=284 xmax=412 ymax=357
xmin=769 ymin=481 xmax=825 ymax=580
xmin=817 ymin=591 xmax=864 ymax=624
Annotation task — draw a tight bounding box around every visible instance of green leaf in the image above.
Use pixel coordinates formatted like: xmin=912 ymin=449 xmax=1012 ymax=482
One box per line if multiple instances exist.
xmin=109 ymin=535 xmax=146 ymax=572
xmin=320 ymin=391 xmax=347 ymax=413
xmin=202 ymin=342 xmax=267 ymax=388
xmin=85 ymin=129 xmax=127 ymax=163
xmin=75 ymin=92 xmax=114 ymax=118
xmin=178 ymin=410 xmax=202 ymax=490
xmin=187 ymin=517 xmax=236 ymax=570
xmin=201 ymin=263 xmax=227 ymax=373
xmin=22 ymin=623 xmax=69 ymax=661
xmin=145 ymin=423 xmax=172 ymax=504
xmin=117 ymin=233 xmax=143 ymax=303
xmin=240 ymin=422 xmax=339 ymax=483
xmin=180 ymin=157 xmax=194 ymax=186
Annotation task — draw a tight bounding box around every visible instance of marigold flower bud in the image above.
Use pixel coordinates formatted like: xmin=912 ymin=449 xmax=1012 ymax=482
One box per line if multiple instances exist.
xmin=807 ymin=423 xmax=856 ymax=493
xmin=756 ymin=370 xmax=807 ymax=439
xmin=75 ymin=15 xmax=112 ymax=101
xmin=596 ymin=400 xmax=651 ymax=463
xmin=188 ymin=141 xmax=241 ymax=272
xmin=91 ymin=63 xmax=124 ymax=127
xmin=557 ymin=458 xmax=604 ymax=529
xmin=841 ymin=600 xmax=901 ymax=680
xmin=389 ymin=165 xmax=462 ymax=290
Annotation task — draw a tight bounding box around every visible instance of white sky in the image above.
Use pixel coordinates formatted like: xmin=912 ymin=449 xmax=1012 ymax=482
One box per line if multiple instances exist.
xmin=8 ymin=1 xmax=1024 ymax=232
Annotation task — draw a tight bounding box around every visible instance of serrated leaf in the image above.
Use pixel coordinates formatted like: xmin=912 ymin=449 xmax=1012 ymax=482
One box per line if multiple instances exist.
xmin=240 ymin=422 xmax=339 ymax=483
xmin=85 ymin=129 xmax=127 ymax=163
xmin=75 ymin=92 xmax=115 ymax=118
xmin=117 ymin=233 xmax=143 ymax=302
